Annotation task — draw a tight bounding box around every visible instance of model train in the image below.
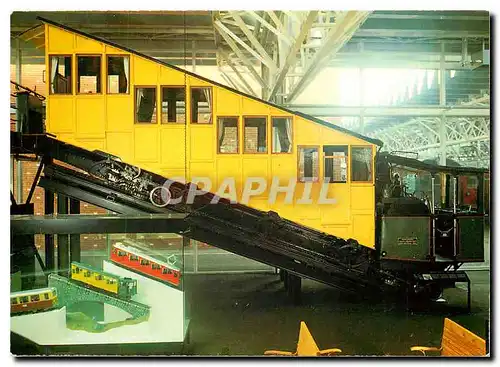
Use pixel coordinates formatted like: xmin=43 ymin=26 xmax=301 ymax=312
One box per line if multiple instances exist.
xmin=70 ymin=261 xmax=138 ymax=300
xmin=110 ymin=242 xmax=181 ymax=287
xmin=11 ymin=287 xmax=58 ymax=314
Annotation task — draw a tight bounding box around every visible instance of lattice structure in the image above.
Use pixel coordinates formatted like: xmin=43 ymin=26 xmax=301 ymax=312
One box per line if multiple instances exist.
xmin=48 ymin=273 xmax=150 ymax=320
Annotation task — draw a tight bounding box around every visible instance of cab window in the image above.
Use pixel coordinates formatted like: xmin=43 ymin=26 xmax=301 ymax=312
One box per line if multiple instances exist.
xmin=77 ymin=55 xmax=101 ymax=94
xmin=298 ymin=146 xmax=319 ymax=182
xmin=218 ymin=117 xmax=239 ymax=153
xmin=272 ymin=117 xmax=292 ymax=153
xmin=324 ymin=146 xmax=348 ymax=183
xmin=351 ymin=146 xmax=373 ymax=182
xmin=244 ymin=117 xmax=267 ymax=153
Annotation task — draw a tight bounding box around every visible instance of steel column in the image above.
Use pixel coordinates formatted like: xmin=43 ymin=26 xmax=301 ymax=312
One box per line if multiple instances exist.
xmin=15 ymin=38 xmax=23 ymax=203
xmin=44 ymin=189 xmax=55 ymax=271
xmin=69 ymin=198 xmax=81 ymax=263
xmin=57 ymin=194 xmax=69 ymax=274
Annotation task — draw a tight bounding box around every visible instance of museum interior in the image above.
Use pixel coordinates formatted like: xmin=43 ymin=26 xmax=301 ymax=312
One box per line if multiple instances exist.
xmin=9 ymin=10 xmax=490 ymax=356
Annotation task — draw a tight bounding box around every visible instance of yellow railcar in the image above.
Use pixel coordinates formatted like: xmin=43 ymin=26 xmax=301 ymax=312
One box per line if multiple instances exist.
xmin=70 ymin=262 xmax=137 ymax=300
xmin=40 ymin=17 xmax=379 ymax=249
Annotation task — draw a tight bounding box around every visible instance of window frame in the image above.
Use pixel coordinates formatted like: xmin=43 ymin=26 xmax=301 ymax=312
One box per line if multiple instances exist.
xmin=106 ymin=54 xmax=130 ymax=95
xmin=323 ymin=145 xmax=349 ymax=184
xmin=271 ymin=116 xmax=293 ymax=154
xmin=350 ymin=145 xmax=374 ymax=183
xmin=48 ymin=54 xmax=73 ymax=95
xmin=190 ymin=86 xmax=213 ymax=124
xmin=243 ymin=115 xmax=268 ymax=154
xmin=161 ymin=85 xmax=186 ymax=124
xmin=134 ymin=86 xmax=158 ymax=124
xmin=76 ymin=54 xmax=103 ymax=95
xmin=217 ymin=116 xmax=240 ymax=154
xmin=297 ymin=145 xmax=320 ymax=183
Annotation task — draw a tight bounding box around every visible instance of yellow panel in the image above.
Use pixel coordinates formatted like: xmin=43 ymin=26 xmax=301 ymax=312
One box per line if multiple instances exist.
xmin=75 ymin=35 xmax=104 ymax=53
xmin=159 ymin=66 xmax=185 ymax=85
xmin=187 ymin=76 xmax=212 ymax=87
xmin=270 ymin=107 xmax=290 ymax=116
xmin=216 ymin=157 xmax=243 ymax=196
xmin=351 ymin=186 xmax=375 ymax=211
xmin=215 ymin=88 xmax=241 ymax=115
xmin=76 ymin=139 xmax=105 ymax=151
xmin=106 ymin=45 xmax=129 ymax=54
xmin=271 ymin=156 xmax=296 ymax=181
xmin=107 ymin=132 xmax=133 ymax=163
xmin=242 ymin=157 xmax=270 ymax=197
xmin=106 ymin=96 xmax=134 ymax=132
xmin=75 ymin=98 xmax=105 ymax=138
xmin=160 ymin=128 xmax=187 ymax=168
xmin=47 ymin=26 xmax=74 ymax=52
xmin=190 ymin=127 xmax=214 ymax=161
xmin=353 ymin=215 xmax=375 ymax=247
xmin=295 ymin=118 xmax=321 ymax=145
xmin=242 ymin=96 xmax=270 ymax=115
xmin=133 ymin=56 xmax=159 ymax=85
xmin=134 ymin=128 xmax=159 ymax=162
xmin=189 ymin=162 xmax=215 ymax=189
xmin=320 ymin=184 xmax=350 ymax=224
xmin=47 ymin=98 xmax=74 ymax=133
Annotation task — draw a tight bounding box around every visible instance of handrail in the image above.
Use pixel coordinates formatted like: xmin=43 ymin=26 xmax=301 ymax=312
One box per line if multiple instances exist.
xmin=10 ymin=80 xmax=46 ymax=101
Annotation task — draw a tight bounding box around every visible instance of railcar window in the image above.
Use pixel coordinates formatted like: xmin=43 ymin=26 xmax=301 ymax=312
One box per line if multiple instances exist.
xmin=272 ymin=117 xmax=292 ymax=153
xmin=162 ymin=268 xmax=168 ymax=274
xmin=118 ymin=250 xmax=126 ymax=256
xmin=71 ymin=268 xmax=76 ymax=273
xmin=162 ymin=87 xmax=186 ymax=123
xmin=44 ymin=293 xmax=49 ymax=300
xmin=152 ymin=263 xmax=161 ymax=270
xmin=95 ymin=274 xmax=103 ymax=280
xmin=141 ymin=259 xmax=150 ymax=265
xmin=77 ymin=55 xmax=101 ymax=94
xmin=244 ymin=117 xmax=267 ymax=153
xmin=135 ymin=87 xmax=157 ymax=123
xmin=31 ymin=295 xmax=40 ymax=302
xmin=324 ymin=146 xmax=348 ymax=183
xmin=298 ymin=147 xmax=319 ymax=182
xmin=11 ymin=298 xmax=18 ymax=305
xmin=84 ymin=271 xmax=91 ymax=277
xmin=107 ymin=55 xmax=129 ymax=94
xmin=174 ymin=272 xmax=178 ymax=278
xmin=191 ymin=87 xmax=212 ymax=124
xmin=130 ymin=255 xmax=139 ymax=261
xmin=351 ymin=146 xmax=373 ymax=182
xmin=49 ymin=55 xmax=72 ymax=94
xmin=20 ymin=296 xmax=29 ymax=303
xmin=218 ymin=117 xmax=239 ymax=153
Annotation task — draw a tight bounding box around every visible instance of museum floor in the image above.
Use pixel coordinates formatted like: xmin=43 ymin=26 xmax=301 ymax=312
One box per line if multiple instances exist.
xmin=183 ymin=270 xmax=490 ymax=356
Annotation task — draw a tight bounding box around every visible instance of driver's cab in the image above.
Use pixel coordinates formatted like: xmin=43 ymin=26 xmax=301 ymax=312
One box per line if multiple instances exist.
xmin=375 ymin=153 xmax=487 ymax=266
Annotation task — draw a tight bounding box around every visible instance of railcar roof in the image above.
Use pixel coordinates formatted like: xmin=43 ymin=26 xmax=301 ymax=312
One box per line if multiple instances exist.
xmin=11 ymin=287 xmax=55 ymax=297
xmin=37 ymin=16 xmax=384 ymax=147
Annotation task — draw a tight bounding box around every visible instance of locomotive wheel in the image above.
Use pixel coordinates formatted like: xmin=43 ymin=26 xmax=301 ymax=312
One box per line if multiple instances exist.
xmin=150 ymin=186 xmax=171 ymax=207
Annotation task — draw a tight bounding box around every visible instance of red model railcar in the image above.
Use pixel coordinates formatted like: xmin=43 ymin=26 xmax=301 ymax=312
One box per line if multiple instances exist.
xmin=110 ymin=242 xmax=181 ymax=287
xmin=11 ymin=287 xmax=58 ymax=314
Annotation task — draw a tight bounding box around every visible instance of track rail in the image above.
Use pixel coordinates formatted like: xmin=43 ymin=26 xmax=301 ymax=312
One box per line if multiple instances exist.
xmin=12 ymin=132 xmax=404 ymax=295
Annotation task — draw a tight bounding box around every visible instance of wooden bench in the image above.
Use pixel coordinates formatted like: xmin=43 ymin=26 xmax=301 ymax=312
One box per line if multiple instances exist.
xmin=264 ymin=321 xmax=341 ymax=357
xmin=411 ymin=318 xmax=487 ymax=356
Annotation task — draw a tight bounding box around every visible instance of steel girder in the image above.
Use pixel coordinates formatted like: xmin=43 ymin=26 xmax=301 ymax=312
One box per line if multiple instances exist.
xmin=213 ymin=11 xmax=370 ymax=102
xmin=368 ymin=95 xmax=490 ymax=168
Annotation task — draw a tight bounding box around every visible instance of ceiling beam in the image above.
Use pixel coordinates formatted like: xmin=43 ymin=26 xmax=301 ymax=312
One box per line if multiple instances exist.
xmin=268 ymin=11 xmax=318 ymax=101
xmin=286 ymin=11 xmax=371 ymax=102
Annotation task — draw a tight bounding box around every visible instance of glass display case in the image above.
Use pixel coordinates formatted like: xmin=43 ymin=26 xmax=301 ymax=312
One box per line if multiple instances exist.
xmin=10 ymin=214 xmax=189 ymax=355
